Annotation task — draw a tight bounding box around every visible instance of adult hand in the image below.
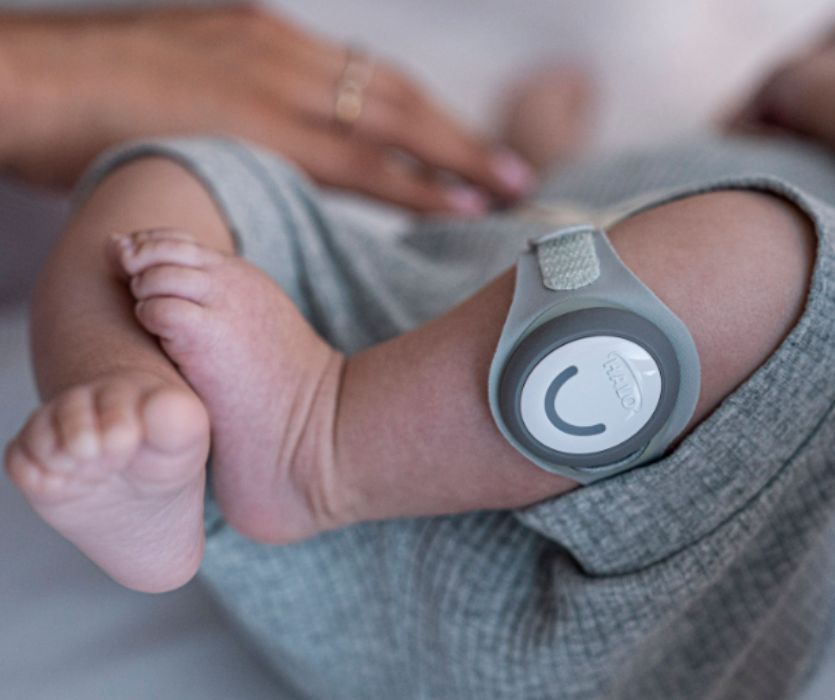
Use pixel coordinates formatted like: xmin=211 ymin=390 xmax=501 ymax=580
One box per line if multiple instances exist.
xmin=729 ymin=31 xmax=835 ymax=149
xmin=0 ymin=6 xmax=534 ymax=214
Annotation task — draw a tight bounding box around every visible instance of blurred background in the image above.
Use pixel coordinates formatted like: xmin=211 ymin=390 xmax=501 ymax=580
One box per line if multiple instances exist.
xmin=1 ymin=1 xmax=835 ymax=697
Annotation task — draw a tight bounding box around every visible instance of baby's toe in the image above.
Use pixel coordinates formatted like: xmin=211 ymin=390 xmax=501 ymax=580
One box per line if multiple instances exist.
xmin=130 ymin=264 xmax=210 ymax=305
xmin=17 ymin=403 xmax=74 ymax=474
xmin=4 ymin=440 xmax=41 ymax=490
xmin=135 ymin=296 xmax=203 ymax=336
xmin=54 ymin=388 xmax=102 ymax=462
xmin=140 ymin=387 xmax=209 ymax=456
xmin=4 ymin=435 xmax=71 ymax=498
xmin=94 ymin=382 xmax=143 ymax=456
xmin=136 ymin=297 xmax=216 ymax=360
xmin=124 ymin=387 xmax=209 ymax=487
xmin=114 ymin=229 xmax=223 ymax=277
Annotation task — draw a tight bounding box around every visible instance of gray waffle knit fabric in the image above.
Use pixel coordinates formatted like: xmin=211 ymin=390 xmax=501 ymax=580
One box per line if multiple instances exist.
xmin=80 ymin=135 xmax=835 ymax=700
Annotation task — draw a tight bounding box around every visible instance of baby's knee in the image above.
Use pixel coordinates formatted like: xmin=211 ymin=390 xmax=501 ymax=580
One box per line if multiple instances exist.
xmin=608 ymin=190 xmax=816 ymax=428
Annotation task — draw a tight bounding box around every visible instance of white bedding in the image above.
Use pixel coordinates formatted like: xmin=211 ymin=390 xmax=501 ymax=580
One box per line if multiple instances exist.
xmin=2 ymin=1 xmax=835 ymax=698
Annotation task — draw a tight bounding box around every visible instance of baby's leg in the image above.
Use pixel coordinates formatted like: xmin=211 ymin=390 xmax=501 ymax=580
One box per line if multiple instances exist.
xmin=338 ymin=191 xmax=814 ymax=520
xmin=3 ymin=158 xmax=235 ymax=592
xmin=111 ymin=187 xmax=814 ymax=540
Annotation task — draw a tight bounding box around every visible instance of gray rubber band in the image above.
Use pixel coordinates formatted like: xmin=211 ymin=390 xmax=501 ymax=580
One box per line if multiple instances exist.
xmin=488 ymin=224 xmax=701 ymax=484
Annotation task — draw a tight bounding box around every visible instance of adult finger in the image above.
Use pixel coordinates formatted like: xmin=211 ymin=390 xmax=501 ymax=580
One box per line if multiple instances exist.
xmin=252 ymin=50 xmax=536 ymax=202
xmin=291 ymin=126 xmax=491 ymax=215
xmin=240 ymin=28 xmax=535 ymax=201
xmin=357 ymin=66 xmax=535 ymax=200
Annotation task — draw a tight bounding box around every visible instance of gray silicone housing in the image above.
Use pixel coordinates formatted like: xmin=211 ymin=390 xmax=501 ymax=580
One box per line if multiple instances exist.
xmin=488 ymin=225 xmax=701 ymax=484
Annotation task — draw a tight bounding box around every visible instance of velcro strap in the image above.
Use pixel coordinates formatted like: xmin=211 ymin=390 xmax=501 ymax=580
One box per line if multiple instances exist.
xmin=533 ymin=226 xmax=600 ymax=291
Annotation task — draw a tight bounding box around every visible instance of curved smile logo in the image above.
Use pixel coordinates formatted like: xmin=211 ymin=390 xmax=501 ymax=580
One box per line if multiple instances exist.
xmin=544 ymin=366 xmax=606 ymax=437
xmin=602 ymin=352 xmax=642 ymax=415
xmin=522 ymin=336 xmax=662 ymax=454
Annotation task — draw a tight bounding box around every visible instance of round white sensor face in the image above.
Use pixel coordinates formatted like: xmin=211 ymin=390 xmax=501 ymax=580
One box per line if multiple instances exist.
xmin=519 ymin=335 xmax=662 ymax=455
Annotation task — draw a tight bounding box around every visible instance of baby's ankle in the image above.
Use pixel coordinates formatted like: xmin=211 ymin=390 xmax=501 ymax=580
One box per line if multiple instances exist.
xmin=213 ymin=344 xmax=356 ymax=542
xmin=327 ymin=354 xmax=411 ymax=528
xmin=290 ymin=349 xmax=354 ymax=532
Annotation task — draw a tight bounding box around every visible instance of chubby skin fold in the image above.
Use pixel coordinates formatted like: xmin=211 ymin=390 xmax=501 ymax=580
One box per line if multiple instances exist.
xmin=3 ymin=157 xmax=814 ymax=592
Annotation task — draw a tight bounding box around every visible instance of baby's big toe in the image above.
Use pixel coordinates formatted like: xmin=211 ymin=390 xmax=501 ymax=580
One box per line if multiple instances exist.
xmin=130 ymin=386 xmax=209 ymax=488
xmin=141 ymin=387 xmax=209 ymax=456
xmin=135 ymin=296 xmax=208 ymax=354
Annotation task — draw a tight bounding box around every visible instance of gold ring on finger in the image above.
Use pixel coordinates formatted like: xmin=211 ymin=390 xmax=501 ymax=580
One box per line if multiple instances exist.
xmin=334 ymin=46 xmax=375 ymax=130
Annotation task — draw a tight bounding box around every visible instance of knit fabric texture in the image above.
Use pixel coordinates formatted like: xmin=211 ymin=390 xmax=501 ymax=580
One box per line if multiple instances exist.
xmin=78 ymin=134 xmax=835 ymax=700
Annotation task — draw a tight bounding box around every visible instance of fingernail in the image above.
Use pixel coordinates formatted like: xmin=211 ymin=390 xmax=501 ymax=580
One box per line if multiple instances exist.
xmin=491 ymin=149 xmax=536 ymax=195
xmin=446 ymin=186 xmax=490 ymax=216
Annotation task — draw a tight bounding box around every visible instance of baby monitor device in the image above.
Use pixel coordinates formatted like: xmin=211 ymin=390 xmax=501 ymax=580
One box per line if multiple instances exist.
xmin=488 ymin=225 xmax=701 ymax=484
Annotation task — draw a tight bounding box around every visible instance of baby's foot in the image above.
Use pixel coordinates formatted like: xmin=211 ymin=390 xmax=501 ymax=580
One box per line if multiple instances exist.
xmin=4 ymin=371 xmax=209 ymax=592
xmin=500 ymin=65 xmax=594 ymax=172
xmin=112 ymin=229 xmax=345 ymax=544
